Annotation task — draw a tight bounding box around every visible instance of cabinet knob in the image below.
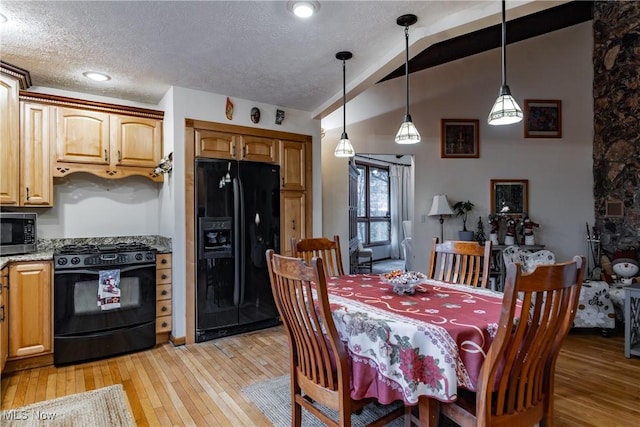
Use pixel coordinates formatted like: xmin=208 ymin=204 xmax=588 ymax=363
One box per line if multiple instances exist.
xmin=161 ymin=274 xmax=168 ymax=280
xmin=26 ymin=187 xmax=30 ymax=201
xmin=162 ymin=322 xmax=168 ymax=328
xmin=161 ymin=289 xmax=168 ymax=296
xmin=118 ymin=150 xmax=122 ymax=162
xmin=292 ymin=219 xmax=296 ymax=230
xmin=104 ymin=149 xmax=108 ymax=161
xmin=161 ymin=258 xmax=168 ymax=264
xmin=0 ymin=305 xmax=4 ymax=322
xmin=161 ymin=306 xmax=168 ymax=312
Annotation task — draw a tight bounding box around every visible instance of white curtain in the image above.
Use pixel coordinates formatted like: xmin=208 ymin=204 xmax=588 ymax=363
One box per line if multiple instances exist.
xmin=389 ymin=164 xmax=412 ymax=259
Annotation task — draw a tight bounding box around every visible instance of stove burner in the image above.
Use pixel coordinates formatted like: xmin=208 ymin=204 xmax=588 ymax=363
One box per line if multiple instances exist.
xmin=55 ymin=242 xmax=152 ymax=255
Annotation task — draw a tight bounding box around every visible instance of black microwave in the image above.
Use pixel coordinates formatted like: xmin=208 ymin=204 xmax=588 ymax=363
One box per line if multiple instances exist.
xmin=0 ymin=212 xmax=38 ymax=255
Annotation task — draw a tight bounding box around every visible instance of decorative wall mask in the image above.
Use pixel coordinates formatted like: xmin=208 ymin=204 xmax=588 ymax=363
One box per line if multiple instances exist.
xmin=225 ymin=97 xmax=234 ymax=120
xmin=250 ymin=107 xmax=261 ymax=123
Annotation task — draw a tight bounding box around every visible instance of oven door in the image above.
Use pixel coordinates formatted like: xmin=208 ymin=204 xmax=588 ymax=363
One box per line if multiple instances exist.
xmin=54 ymin=263 xmax=156 ymax=336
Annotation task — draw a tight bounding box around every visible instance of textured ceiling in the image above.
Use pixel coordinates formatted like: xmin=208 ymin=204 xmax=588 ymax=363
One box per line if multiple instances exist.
xmin=0 ymin=1 xmax=568 ymax=117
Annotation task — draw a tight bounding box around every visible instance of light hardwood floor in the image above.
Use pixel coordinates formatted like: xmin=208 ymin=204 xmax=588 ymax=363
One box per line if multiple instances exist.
xmin=1 ymin=326 xmax=639 ymax=426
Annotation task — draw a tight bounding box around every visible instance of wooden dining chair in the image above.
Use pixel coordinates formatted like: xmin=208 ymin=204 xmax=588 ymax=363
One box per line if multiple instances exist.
xmin=290 ymin=235 xmax=345 ymax=277
xmin=265 ymin=249 xmax=404 ymax=427
xmin=426 ymin=237 xmax=493 ymax=287
xmin=435 ymin=255 xmax=585 ymax=427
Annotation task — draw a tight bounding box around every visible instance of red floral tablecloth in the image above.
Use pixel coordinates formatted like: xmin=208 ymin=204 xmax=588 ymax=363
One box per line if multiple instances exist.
xmin=324 ymin=274 xmax=506 ymax=405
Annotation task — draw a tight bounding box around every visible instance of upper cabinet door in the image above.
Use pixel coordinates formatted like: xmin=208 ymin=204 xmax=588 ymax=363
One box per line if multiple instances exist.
xmin=195 ymin=129 xmax=237 ymax=160
xmin=20 ymin=102 xmax=52 ymax=206
xmin=111 ymin=116 xmax=162 ymax=167
xmin=240 ymin=135 xmax=279 ymax=164
xmin=55 ymin=107 xmax=110 ymax=164
xmin=0 ymin=75 xmax=20 ymax=206
xmin=280 ymin=140 xmax=306 ymax=191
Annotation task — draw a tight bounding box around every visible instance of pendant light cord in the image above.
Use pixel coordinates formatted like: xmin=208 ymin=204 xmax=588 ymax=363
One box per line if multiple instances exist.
xmin=342 ymin=58 xmax=347 ymax=135
xmin=501 ymin=0 xmax=507 ymax=88
xmin=404 ymin=25 xmax=410 ymax=116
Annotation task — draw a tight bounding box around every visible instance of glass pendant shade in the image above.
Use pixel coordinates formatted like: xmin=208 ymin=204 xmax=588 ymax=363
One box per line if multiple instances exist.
xmin=334 ymin=132 xmax=355 ymax=157
xmin=488 ymin=85 xmax=523 ymax=125
xmin=395 ymin=115 xmax=421 ymax=144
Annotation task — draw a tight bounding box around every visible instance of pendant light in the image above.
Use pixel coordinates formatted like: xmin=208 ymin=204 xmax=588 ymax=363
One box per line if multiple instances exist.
xmin=334 ymin=51 xmax=355 ymax=157
xmin=488 ymin=0 xmax=523 ymax=125
xmin=395 ymin=14 xmax=421 ymax=145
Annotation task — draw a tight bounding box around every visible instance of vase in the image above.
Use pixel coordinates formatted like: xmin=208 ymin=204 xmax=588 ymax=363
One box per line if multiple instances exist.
xmin=490 ymin=233 xmax=499 ymax=245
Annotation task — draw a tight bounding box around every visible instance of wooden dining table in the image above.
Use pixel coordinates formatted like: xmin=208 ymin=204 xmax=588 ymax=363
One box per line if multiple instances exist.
xmin=323 ymin=273 xmax=507 ymax=426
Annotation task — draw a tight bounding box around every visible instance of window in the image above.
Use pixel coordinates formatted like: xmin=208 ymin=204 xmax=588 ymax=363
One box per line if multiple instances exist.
xmin=356 ymin=162 xmax=390 ymax=245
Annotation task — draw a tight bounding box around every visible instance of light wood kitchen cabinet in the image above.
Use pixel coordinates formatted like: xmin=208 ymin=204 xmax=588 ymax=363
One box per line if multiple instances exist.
xmin=280 ymin=191 xmax=306 ymax=256
xmin=53 ymin=106 xmax=162 ymax=178
xmin=55 ymin=107 xmax=110 ymax=165
xmin=0 ymin=267 xmax=9 ymax=374
xmin=196 ymin=129 xmax=279 ymax=163
xmin=280 ymin=140 xmax=306 ymax=191
xmin=8 ymin=261 xmax=52 ymax=359
xmin=111 ymin=114 xmax=163 ymax=168
xmin=156 ymin=253 xmax=172 ymax=343
xmin=0 ymin=73 xmax=21 ymax=205
xmin=16 ymin=92 xmax=164 ymax=182
xmin=20 ymin=102 xmax=53 ymax=206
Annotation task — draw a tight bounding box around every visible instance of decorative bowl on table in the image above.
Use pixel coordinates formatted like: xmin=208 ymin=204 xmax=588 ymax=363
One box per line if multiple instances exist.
xmin=380 ymin=270 xmax=427 ymax=295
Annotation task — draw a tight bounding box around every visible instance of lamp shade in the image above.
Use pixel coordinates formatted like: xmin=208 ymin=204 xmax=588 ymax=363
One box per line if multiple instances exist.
xmin=428 ymin=194 xmax=454 ymax=216
xmin=395 ymin=115 xmax=421 ymax=144
xmin=488 ymin=85 xmax=523 ymax=125
xmin=334 ymin=133 xmax=355 ymax=157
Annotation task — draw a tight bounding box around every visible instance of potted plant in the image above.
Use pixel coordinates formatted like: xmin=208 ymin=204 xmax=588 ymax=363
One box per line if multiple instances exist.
xmin=453 ymin=200 xmax=475 ymax=241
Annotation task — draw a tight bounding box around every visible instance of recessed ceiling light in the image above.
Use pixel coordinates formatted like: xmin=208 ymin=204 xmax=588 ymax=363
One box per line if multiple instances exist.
xmin=288 ymin=1 xmax=320 ymax=18
xmin=0 ymin=14 xmax=8 ymax=23
xmin=83 ymin=71 xmax=111 ymax=82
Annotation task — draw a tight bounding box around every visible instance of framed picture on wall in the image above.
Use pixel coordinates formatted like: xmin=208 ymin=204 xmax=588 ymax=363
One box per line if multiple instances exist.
xmin=490 ymin=179 xmax=529 ymax=216
xmin=524 ymin=99 xmax=562 ymax=138
xmin=440 ymin=119 xmax=479 ymax=158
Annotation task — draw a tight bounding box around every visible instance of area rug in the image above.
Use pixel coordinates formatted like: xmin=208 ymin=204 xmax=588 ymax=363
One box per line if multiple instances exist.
xmin=0 ymin=384 xmax=135 ymax=427
xmin=242 ymin=375 xmax=405 ymax=427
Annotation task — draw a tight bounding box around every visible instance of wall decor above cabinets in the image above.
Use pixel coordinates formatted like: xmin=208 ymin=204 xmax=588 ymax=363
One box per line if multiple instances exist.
xmin=19 ymin=92 xmax=165 ymax=183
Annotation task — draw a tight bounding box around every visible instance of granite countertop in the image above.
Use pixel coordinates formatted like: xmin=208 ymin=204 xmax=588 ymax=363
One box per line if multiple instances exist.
xmin=0 ymin=235 xmax=172 ymax=269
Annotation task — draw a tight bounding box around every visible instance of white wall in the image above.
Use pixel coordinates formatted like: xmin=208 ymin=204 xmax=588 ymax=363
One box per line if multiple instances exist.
xmin=322 ymin=22 xmax=594 ymax=272
xmin=38 ymin=174 xmax=161 ymax=238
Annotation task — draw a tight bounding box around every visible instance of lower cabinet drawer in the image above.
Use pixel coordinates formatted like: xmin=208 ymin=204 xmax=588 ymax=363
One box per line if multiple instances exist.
xmin=156 ymin=300 xmax=171 ymax=317
xmin=156 ymin=315 xmax=172 ymax=333
xmin=156 ymin=284 xmax=171 ymax=300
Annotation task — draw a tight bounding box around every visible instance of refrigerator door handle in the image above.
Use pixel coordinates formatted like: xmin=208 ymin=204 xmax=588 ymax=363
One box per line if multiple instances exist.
xmin=237 ymin=175 xmax=246 ymax=305
xmin=233 ymin=178 xmax=241 ymax=307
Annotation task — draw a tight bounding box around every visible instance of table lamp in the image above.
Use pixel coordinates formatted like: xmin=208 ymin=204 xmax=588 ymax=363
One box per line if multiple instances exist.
xmin=428 ymin=194 xmax=454 ymax=242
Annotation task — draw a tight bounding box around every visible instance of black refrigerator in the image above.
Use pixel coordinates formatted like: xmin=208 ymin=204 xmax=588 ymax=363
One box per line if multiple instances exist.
xmin=195 ymin=158 xmax=280 ymax=342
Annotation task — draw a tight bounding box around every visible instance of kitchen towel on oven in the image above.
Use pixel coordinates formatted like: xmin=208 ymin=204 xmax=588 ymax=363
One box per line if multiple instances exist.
xmin=98 ymin=269 xmax=121 ymax=310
